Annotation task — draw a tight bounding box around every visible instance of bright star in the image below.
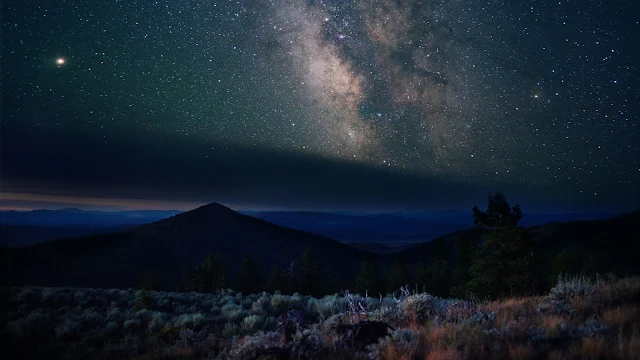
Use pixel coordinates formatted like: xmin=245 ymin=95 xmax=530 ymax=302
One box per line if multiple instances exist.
xmin=56 ymin=57 xmax=66 ymax=66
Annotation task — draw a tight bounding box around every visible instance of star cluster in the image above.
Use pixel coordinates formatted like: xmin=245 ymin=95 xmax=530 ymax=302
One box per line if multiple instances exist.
xmin=2 ymin=0 xmax=638 ymax=208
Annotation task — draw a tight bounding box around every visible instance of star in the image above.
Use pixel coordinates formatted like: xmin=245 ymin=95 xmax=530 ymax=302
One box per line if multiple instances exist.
xmin=56 ymin=57 xmax=66 ymax=66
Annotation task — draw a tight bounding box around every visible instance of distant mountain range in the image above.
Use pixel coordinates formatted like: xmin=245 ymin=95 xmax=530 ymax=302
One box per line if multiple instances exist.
xmin=0 ymin=207 xmax=623 ymax=249
xmin=0 ymin=224 xmax=138 ymax=247
xmin=0 ymin=208 xmax=182 ymax=247
xmin=0 ymin=208 xmax=183 ymax=227
xmin=1 ymin=204 xmax=638 ymax=295
xmin=0 ymin=203 xmax=363 ymax=290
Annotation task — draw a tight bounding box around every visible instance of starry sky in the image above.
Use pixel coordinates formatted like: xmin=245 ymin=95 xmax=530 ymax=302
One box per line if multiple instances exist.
xmin=2 ymin=0 xmax=639 ymax=212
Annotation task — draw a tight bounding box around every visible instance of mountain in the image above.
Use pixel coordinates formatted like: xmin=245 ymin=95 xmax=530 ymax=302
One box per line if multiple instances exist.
xmin=0 ymin=203 xmax=364 ymax=290
xmin=0 ymin=208 xmax=182 ymax=227
xmin=395 ymin=211 xmax=640 ymax=293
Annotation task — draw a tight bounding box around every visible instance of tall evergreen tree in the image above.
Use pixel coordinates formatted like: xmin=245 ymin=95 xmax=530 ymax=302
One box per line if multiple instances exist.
xmin=465 ymin=193 xmax=534 ymax=299
xmin=450 ymin=237 xmax=477 ymax=298
xmin=425 ymin=257 xmax=450 ymax=297
xmin=298 ymin=247 xmax=324 ymax=297
xmin=210 ymin=251 xmax=228 ymax=291
xmin=185 ymin=252 xmax=228 ymax=293
xmin=353 ymin=251 xmax=380 ymax=295
xmin=267 ymin=264 xmax=284 ymax=293
xmin=140 ymin=270 xmax=160 ymax=291
xmin=415 ymin=261 xmax=428 ymax=293
xmin=385 ymin=255 xmax=411 ymax=293
xmin=237 ymin=253 xmax=262 ymax=294
xmin=423 ymin=240 xmax=451 ymax=296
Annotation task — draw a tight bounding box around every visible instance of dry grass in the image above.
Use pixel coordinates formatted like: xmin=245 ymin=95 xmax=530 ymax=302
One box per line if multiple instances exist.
xmin=570 ymin=295 xmax=594 ymax=315
xmin=547 ymin=349 xmax=567 ymax=360
xmin=424 ymin=348 xmax=463 ymax=360
xmin=423 ymin=324 xmax=449 ymax=347
xmin=5 ymin=276 xmax=640 ymax=360
xmin=540 ymin=314 xmax=565 ymax=329
xmin=507 ymin=343 xmax=537 ymax=360
xmin=612 ymin=277 xmax=640 ymax=301
xmin=481 ymin=296 xmax=538 ymax=327
xmin=378 ymin=343 xmax=413 ymax=360
xmin=615 ymin=326 xmax=640 ymax=360
xmin=540 ymin=314 xmax=566 ymax=339
xmin=571 ymin=336 xmax=609 ymax=360
xmin=600 ymin=306 xmax=638 ymax=332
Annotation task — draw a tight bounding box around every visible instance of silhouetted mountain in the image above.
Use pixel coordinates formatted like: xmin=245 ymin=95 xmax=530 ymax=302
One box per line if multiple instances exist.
xmin=396 ymin=211 xmax=640 ymax=294
xmin=0 ymin=224 xmax=137 ymax=247
xmin=0 ymin=203 xmax=363 ymax=290
xmin=0 ymin=208 xmax=182 ymax=227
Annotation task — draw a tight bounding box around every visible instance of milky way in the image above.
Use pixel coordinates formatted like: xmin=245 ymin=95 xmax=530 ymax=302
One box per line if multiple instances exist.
xmin=2 ymin=0 xmax=639 ymax=209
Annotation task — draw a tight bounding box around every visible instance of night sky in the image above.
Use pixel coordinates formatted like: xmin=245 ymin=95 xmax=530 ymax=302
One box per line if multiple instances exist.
xmin=2 ymin=0 xmax=639 ymax=212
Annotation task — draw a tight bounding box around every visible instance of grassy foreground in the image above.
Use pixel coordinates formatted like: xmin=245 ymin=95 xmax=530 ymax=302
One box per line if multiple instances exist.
xmin=2 ymin=275 xmax=639 ymax=359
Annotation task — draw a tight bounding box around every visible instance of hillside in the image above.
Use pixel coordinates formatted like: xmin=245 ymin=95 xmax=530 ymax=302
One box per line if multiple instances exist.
xmin=2 ymin=275 xmax=638 ymax=359
xmin=0 ymin=203 xmax=363 ymax=291
xmin=395 ymin=211 xmax=640 ymax=295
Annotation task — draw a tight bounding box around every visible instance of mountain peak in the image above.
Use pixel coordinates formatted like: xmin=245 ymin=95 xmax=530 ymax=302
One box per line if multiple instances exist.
xmin=192 ymin=202 xmax=234 ymax=213
xmin=177 ymin=202 xmax=238 ymax=220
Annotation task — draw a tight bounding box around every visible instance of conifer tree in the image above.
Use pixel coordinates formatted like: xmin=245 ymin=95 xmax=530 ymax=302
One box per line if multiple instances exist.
xmin=423 ymin=240 xmax=451 ymax=296
xmin=210 ymin=251 xmax=228 ymax=291
xmin=185 ymin=252 xmax=228 ymax=293
xmin=237 ymin=253 xmax=262 ymax=294
xmin=353 ymin=251 xmax=380 ymax=295
xmin=298 ymin=247 xmax=324 ymax=297
xmin=450 ymin=237 xmax=477 ymax=298
xmin=385 ymin=255 xmax=411 ymax=293
xmin=548 ymin=249 xmax=577 ymax=286
xmin=465 ymin=193 xmax=533 ymax=299
xmin=415 ymin=261 xmax=428 ymax=292
xmin=267 ymin=264 xmax=284 ymax=293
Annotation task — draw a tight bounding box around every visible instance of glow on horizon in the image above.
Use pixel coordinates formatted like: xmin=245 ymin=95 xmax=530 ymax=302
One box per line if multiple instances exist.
xmin=0 ymin=192 xmax=207 ymax=211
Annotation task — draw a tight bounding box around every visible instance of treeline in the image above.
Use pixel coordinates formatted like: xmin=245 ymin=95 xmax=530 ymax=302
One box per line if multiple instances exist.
xmin=142 ymin=193 xmax=636 ymax=300
xmin=349 ymin=193 xmax=632 ymax=299
xmin=163 ymin=247 xmax=340 ymax=297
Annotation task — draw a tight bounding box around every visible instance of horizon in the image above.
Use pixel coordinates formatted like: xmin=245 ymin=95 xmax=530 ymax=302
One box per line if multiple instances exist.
xmin=0 ymin=192 xmax=635 ymax=215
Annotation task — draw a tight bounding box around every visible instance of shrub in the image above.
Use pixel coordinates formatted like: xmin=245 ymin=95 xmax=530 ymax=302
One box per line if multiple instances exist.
xmin=307 ymin=296 xmax=341 ymax=320
xmin=124 ymin=319 xmax=142 ymax=331
xmin=133 ymin=289 xmax=153 ymax=311
xmin=55 ymin=319 xmax=81 ymax=340
xmin=106 ymin=307 xmax=121 ymax=321
xmin=173 ymin=313 xmax=205 ymax=329
xmin=271 ymin=293 xmax=303 ymax=313
xmin=6 ymin=311 xmax=51 ymax=338
xmin=16 ymin=287 xmax=40 ymax=305
xmin=148 ymin=312 xmax=168 ymax=333
xmin=105 ymin=321 xmax=119 ymax=334
xmin=221 ymin=303 xmax=246 ymax=322
xmin=160 ymin=325 xmax=180 ymax=343
xmin=242 ymin=314 xmax=264 ymax=330
xmin=549 ymin=274 xmax=598 ymax=300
